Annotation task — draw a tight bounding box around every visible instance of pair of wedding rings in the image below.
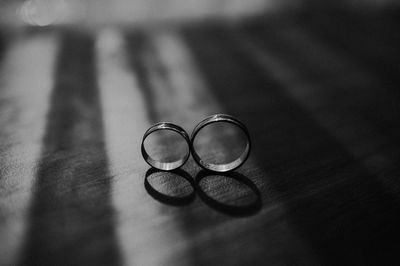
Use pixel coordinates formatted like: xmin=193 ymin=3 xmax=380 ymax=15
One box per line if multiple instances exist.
xmin=141 ymin=114 xmax=251 ymax=172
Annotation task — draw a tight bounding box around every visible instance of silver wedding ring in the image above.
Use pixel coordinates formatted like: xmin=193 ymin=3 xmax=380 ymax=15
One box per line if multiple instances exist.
xmin=190 ymin=114 xmax=251 ymax=172
xmin=141 ymin=122 xmax=191 ymax=171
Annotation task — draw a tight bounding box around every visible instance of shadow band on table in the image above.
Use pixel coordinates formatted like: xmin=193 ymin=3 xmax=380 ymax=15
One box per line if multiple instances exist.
xmin=145 ymin=168 xmax=262 ymax=217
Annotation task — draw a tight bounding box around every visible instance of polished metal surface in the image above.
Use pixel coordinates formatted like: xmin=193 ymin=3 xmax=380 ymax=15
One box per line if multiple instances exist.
xmin=141 ymin=122 xmax=191 ymax=171
xmin=190 ymin=114 xmax=251 ymax=172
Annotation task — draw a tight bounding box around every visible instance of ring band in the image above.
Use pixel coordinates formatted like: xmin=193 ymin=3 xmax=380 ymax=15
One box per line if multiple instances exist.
xmin=190 ymin=114 xmax=251 ymax=172
xmin=141 ymin=122 xmax=190 ymax=171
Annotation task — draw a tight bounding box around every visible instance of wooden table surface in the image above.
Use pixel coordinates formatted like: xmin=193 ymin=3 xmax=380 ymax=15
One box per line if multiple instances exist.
xmin=1 ymin=8 xmax=400 ymax=266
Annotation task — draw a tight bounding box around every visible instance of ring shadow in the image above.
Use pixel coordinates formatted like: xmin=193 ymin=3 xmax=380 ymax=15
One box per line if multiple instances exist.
xmin=144 ymin=168 xmax=196 ymax=206
xmin=195 ymin=170 xmax=262 ymax=217
xmin=144 ymin=168 xmax=262 ymax=216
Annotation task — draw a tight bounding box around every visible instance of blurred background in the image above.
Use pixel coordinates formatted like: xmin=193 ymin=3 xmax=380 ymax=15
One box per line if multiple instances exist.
xmin=3 ymin=0 xmax=294 ymax=27
xmin=0 ymin=0 xmax=399 ymax=27
xmin=1 ymin=0 xmax=400 ymax=265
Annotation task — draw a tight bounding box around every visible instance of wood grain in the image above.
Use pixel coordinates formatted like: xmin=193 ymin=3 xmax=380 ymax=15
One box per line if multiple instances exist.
xmin=0 ymin=7 xmax=399 ymax=266
xmin=20 ymin=30 xmax=121 ymax=266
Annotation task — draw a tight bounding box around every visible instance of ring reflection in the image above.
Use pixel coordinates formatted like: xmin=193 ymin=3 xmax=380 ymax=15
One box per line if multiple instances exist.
xmin=144 ymin=168 xmax=195 ymax=206
xmin=195 ymin=170 xmax=261 ymax=216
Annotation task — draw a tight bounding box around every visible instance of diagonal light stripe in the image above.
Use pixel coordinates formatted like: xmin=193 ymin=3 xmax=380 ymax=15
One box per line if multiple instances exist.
xmin=0 ymin=33 xmax=58 ymax=266
xmin=97 ymin=28 xmax=192 ymax=266
xmin=150 ymin=30 xmax=220 ymax=131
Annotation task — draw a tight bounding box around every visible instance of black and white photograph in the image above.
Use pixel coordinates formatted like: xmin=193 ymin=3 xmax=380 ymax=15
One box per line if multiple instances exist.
xmin=0 ymin=0 xmax=399 ymax=265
